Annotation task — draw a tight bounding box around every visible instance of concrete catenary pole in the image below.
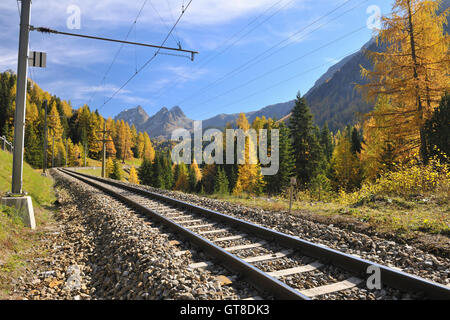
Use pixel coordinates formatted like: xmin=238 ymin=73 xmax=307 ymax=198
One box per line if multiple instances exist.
xmin=42 ymin=100 xmax=48 ymax=174
xmin=51 ymin=135 xmax=55 ymax=168
xmin=65 ymin=138 xmax=68 ymax=167
xmin=84 ymin=140 xmax=87 ymax=167
xmin=101 ymin=122 xmax=106 ymax=178
xmin=11 ymin=0 xmax=32 ymax=194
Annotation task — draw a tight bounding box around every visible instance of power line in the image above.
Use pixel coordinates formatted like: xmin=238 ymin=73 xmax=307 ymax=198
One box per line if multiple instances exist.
xmin=87 ymin=0 xmax=150 ymax=106
xmin=175 ymin=0 xmax=366 ymax=108
xmin=189 ymin=25 xmax=366 ymax=110
xmin=96 ymin=0 xmax=194 ymax=112
xmin=193 ymin=48 xmax=361 ymax=121
xmin=157 ymin=0 xmax=182 ymax=45
xmin=151 ymin=0 xmax=291 ymax=101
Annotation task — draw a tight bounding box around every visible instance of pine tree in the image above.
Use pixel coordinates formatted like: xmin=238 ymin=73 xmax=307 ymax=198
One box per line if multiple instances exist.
xmin=110 ymin=159 xmax=122 ymax=180
xmin=200 ymin=164 xmax=217 ymax=194
xmin=106 ymin=157 xmax=114 ymax=178
xmin=24 ymin=123 xmax=42 ymax=168
xmin=152 ymin=155 xmax=164 ymax=188
xmin=422 ymin=93 xmax=450 ymax=162
xmin=289 ymin=92 xmax=322 ymax=187
xmin=379 ymin=140 xmax=397 ymax=173
xmin=161 ymin=154 xmax=174 ymax=189
xmin=190 ymin=159 xmax=202 ymax=182
xmin=106 ymin=134 xmax=116 ymax=158
xmin=88 ymin=111 xmax=102 ymax=158
xmin=188 ymin=165 xmax=198 ymax=193
xmin=214 ymin=166 xmax=229 ymax=195
xmin=174 ymin=162 xmax=189 ymax=192
xmin=138 ymin=158 xmax=153 ymax=186
xmin=320 ymin=122 xmax=334 ymax=161
xmin=350 ymin=127 xmax=363 ymax=155
xmin=265 ymin=122 xmax=295 ymax=194
xmin=361 ymin=96 xmax=400 ymax=181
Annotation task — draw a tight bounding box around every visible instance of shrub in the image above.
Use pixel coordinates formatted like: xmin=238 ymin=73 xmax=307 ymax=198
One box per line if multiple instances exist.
xmin=339 ymin=154 xmax=450 ymax=204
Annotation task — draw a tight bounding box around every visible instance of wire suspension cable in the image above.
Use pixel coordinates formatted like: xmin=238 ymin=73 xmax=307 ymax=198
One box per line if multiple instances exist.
xmin=151 ymin=0 xmax=288 ymax=101
xmin=96 ymin=0 xmax=194 ymax=112
xmin=175 ymin=0 xmax=365 ymax=108
xmin=87 ymin=0 xmax=149 ymax=106
xmin=193 ymin=49 xmax=361 ymax=121
xmin=190 ymin=25 xmax=366 ymax=109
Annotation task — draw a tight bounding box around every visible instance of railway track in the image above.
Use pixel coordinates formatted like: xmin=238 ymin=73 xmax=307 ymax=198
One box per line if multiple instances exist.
xmin=58 ymin=168 xmax=450 ymax=300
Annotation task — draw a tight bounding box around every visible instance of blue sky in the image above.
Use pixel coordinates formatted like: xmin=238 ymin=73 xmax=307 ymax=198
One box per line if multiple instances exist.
xmin=0 ymin=0 xmax=393 ymax=120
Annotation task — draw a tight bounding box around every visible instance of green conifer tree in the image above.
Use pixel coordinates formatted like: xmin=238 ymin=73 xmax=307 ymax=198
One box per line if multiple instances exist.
xmin=110 ymin=159 xmax=122 ymax=180
xmin=289 ymin=92 xmax=322 ymax=187
xmin=214 ymin=166 xmax=229 ymax=195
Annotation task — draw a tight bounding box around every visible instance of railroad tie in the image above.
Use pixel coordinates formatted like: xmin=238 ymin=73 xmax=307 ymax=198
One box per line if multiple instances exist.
xmin=198 ymin=229 xmax=228 ymax=235
xmin=212 ymin=235 xmax=245 ymax=242
xmin=267 ymin=262 xmax=323 ymax=278
xmin=298 ymin=277 xmax=363 ymax=298
xmin=243 ymin=250 xmax=293 ymax=263
xmin=223 ymin=242 xmax=266 ymax=252
xmin=177 ymin=219 xmax=203 ymax=224
xmin=170 ymin=215 xmax=194 ymax=220
xmin=187 ymin=223 xmax=216 ymax=230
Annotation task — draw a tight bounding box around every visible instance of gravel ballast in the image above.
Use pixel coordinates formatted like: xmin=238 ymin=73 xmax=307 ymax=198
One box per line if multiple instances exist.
xmin=11 ymin=170 xmax=263 ymax=300
xmin=116 ymin=181 xmax=449 ymax=288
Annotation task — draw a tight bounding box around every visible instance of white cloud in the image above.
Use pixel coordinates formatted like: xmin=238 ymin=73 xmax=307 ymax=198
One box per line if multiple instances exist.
xmin=0 ymin=50 xmax=17 ymax=71
xmin=165 ymin=65 xmax=208 ymax=80
xmin=7 ymin=0 xmax=298 ymax=30
xmin=325 ymin=57 xmax=340 ymax=64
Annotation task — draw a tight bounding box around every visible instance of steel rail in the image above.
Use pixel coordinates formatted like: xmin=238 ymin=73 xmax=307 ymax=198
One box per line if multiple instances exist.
xmin=59 ymin=168 xmax=310 ymax=300
xmin=61 ymin=168 xmax=450 ymax=300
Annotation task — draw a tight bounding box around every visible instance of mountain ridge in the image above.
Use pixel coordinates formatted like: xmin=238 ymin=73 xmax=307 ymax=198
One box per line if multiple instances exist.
xmin=115 ymin=1 xmax=449 ymax=138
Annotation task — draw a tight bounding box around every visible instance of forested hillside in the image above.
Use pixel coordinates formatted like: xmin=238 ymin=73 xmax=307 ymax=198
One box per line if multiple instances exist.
xmin=0 ymin=71 xmax=155 ymax=169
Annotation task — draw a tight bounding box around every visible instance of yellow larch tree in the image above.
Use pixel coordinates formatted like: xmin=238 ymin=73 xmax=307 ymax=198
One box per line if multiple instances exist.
xmin=359 ymin=0 xmax=450 ymax=158
xmin=136 ymin=132 xmax=145 ymax=158
xmin=143 ymin=132 xmax=155 ymax=162
xmin=233 ymin=113 xmax=265 ymax=195
xmin=190 ymin=158 xmax=202 ymax=183
xmin=128 ymin=166 xmax=139 ymax=184
xmin=330 ymin=130 xmax=363 ymax=191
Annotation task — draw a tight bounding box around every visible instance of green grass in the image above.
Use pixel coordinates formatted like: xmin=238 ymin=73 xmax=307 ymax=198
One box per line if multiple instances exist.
xmin=124 ymin=157 xmax=142 ymax=167
xmin=0 ymin=150 xmax=56 ymax=298
xmin=0 ymin=150 xmax=55 ymax=208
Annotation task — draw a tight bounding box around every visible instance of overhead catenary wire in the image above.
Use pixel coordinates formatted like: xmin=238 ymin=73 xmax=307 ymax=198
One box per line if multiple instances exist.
xmin=162 ymin=0 xmax=183 ymax=45
xmin=87 ymin=0 xmax=150 ymax=106
xmin=151 ymin=0 xmax=292 ymax=101
xmin=96 ymin=0 xmax=194 ymax=112
xmin=192 ymin=48 xmax=361 ymax=121
xmin=189 ymin=24 xmax=366 ymax=115
xmin=174 ymin=0 xmax=367 ymax=109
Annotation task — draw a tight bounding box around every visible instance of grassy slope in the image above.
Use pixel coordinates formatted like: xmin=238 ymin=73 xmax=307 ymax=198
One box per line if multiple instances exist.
xmin=0 ymin=150 xmax=56 ymax=297
xmin=0 ymin=151 xmax=55 ymax=208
